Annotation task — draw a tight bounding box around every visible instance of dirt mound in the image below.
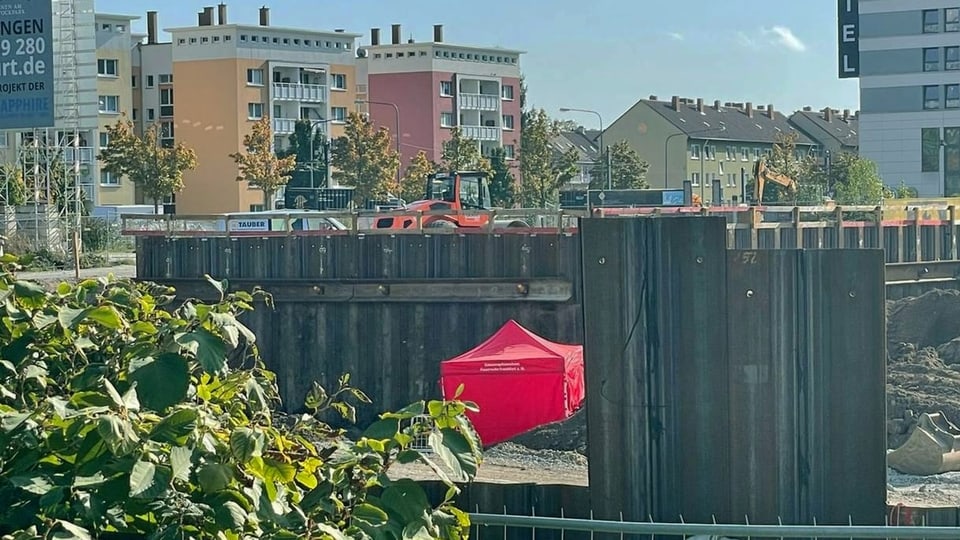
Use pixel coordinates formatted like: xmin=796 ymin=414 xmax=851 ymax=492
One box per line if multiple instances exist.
xmin=887 ymin=291 xmax=960 ymax=449
xmin=509 ymin=408 xmax=587 ymax=454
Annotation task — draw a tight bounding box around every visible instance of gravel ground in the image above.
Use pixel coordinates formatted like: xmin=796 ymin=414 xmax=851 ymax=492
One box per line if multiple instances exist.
xmin=17 ymin=265 xmax=137 ymax=286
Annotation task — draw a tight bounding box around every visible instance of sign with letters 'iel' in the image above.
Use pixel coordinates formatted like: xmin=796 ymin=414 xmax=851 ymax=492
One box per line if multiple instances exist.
xmin=0 ymin=0 xmax=55 ymax=129
xmin=838 ymin=0 xmax=859 ymax=79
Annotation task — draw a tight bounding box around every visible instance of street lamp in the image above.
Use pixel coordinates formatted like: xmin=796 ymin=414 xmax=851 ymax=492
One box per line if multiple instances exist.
xmin=559 ymin=107 xmax=609 ymax=189
xmin=356 ymin=99 xmax=401 ymax=185
xmin=309 ymin=118 xmax=334 ymax=190
xmin=663 ymin=124 xmax=726 ymax=194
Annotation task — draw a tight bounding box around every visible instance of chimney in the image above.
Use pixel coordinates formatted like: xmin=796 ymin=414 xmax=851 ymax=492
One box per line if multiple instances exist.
xmin=823 ymin=107 xmax=833 ymax=122
xmin=714 ymin=100 xmax=722 ymax=111
xmin=335 ymin=29 xmax=345 ymax=33
xmin=217 ymin=3 xmax=227 ymax=24
xmin=202 ymin=6 xmax=214 ymax=25
xmin=767 ymin=103 xmax=775 ymax=118
xmin=433 ymin=24 xmax=443 ymax=43
xmin=745 ymin=102 xmax=753 ymax=118
xmin=843 ymin=108 xmax=851 ymax=120
xmin=391 ymin=24 xmax=401 ymax=45
xmin=803 ymin=106 xmax=812 ymax=112
xmin=696 ymin=98 xmax=704 ymax=113
xmin=259 ymin=6 xmax=269 ymax=26
xmin=648 ymin=95 xmax=658 ymax=101
xmin=370 ymin=28 xmax=380 ymax=45
xmin=147 ymin=11 xmax=157 ymax=44
xmin=197 ymin=11 xmax=204 ymax=26
xmin=671 ymin=95 xmax=680 ymax=111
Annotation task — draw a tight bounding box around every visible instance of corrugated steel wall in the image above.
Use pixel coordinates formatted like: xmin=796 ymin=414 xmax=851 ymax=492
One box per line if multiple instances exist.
xmin=580 ymin=217 xmax=887 ymax=527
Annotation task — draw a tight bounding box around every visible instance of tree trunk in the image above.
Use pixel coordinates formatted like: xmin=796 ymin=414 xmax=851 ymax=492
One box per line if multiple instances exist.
xmin=264 ymin=189 xmax=274 ymax=211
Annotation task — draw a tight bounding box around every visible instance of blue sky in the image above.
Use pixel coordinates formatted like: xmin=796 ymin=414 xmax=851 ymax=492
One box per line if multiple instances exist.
xmin=96 ymin=0 xmax=860 ymax=127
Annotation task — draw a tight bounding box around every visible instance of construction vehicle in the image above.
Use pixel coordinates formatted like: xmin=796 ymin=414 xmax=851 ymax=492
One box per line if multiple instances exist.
xmin=887 ymin=412 xmax=960 ymax=476
xmin=374 ymin=171 xmax=528 ymax=230
xmin=753 ymin=157 xmax=798 ymax=204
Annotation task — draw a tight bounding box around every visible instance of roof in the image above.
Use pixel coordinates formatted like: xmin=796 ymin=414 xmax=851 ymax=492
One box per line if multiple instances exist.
xmin=164 ymin=24 xmax=362 ymax=38
xmin=549 ymin=130 xmax=599 ymax=162
xmin=790 ymin=110 xmax=859 ymax=148
xmin=636 ymin=98 xmax=816 ymax=145
xmin=364 ymin=42 xmax=525 ymax=55
xmin=95 ymin=13 xmax=141 ymax=21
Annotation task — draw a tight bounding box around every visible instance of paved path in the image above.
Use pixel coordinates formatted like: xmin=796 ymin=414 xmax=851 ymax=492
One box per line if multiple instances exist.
xmin=18 ymin=265 xmax=137 ymax=283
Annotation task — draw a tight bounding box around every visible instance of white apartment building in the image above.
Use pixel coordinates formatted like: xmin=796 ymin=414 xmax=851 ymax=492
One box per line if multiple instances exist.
xmin=849 ymin=0 xmax=960 ymax=196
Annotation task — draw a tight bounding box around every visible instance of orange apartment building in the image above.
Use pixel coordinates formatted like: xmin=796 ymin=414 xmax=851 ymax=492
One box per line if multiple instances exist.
xmin=140 ymin=5 xmax=361 ymax=213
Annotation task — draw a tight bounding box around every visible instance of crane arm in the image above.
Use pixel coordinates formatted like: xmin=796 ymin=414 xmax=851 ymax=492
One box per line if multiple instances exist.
xmin=753 ymin=158 xmax=797 ymax=204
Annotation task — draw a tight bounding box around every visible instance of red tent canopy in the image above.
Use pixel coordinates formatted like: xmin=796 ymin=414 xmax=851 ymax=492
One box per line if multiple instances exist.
xmin=440 ymin=320 xmax=584 ymax=447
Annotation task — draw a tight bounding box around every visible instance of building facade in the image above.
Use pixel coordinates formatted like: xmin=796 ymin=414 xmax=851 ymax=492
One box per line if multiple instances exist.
xmin=790 ymin=107 xmax=859 ymax=160
xmin=154 ymin=5 xmax=361 ymax=213
xmin=850 ymin=1 xmax=960 ymax=196
xmin=359 ymin=24 xmax=523 ymax=172
xmin=604 ymin=96 xmax=815 ymax=205
xmin=95 ymin=13 xmax=138 ymax=206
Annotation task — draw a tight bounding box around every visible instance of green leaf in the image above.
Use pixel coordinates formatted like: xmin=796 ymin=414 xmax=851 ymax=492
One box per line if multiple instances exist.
xmin=381 ymin=479 xmax=431 ymax=525
xmin=259 ymin=457 xmax=296 ymax=485
xmin=149 ymin=408 xmax=199 ymax=445
xmin=205 ymin=274 xmax=226 ymax=298
xmin=10 ymin=474 xmax=54 ymax=495
xmin=121 ymin=383 xmax=140 ymax=412
xmin=56 ymin=282 xmax=72 ymax=295
xmin=177 ymin=329 xmax=227 ymax=373
xmin=86 ymin=305 xmax=124 ymax=329
xmin=130 ymin=321 xmax=158 ymax=335
xmin=304 ymin=381 xmax=327 ymax=411
xmin=214 ymin=501 xmax=247 ymax=531
xmin=102 ymin=380 xmax=124 ymax=409
xmin=73 ymin=473 xmax=107 ymax=488
xmin=230 ymin=427 xmax=265 ymax=464
xmin=353 ymin=503 xmax=389 ymax=526
xmin=170 ymin=446 xmax=192 ymax=483
xmin=52 ymin=520 xmax=92 ymax=540
xmin=129 ymin=354 xmax=190 ymax=411
xmin=454 ymin=383 xmax=465 ymax=400
xmin=197 ymin=462 xmax=233 ymax=493
xmin=58 ymin=306 xmax=90 ymax=330
xmin=96 ymin=415 xmax=138 ymax=456
xmin=363 ymin=418 xmax=400 ymax=440
xmin=428 ymin=428 xmax=480 ymax=482
xmin=13 ymin=280 xmax=46 ymax=299
xmin=129 ymin=460 xmax=168 ymax=499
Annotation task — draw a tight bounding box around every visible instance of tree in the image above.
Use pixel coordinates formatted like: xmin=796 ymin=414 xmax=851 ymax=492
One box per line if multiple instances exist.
xmin=99 ymin=116 xmax=198 ymax=212
xmin=889 ymin=180 xmax=919 ymax=199
xmin=402 ymin=151 xmax=437 ymax=203
xmin=590 ymin=141 xmax=650 ymax=190
xmin=488 ymin=147 xmax=517 ymax=208
xmin=331 ymin=111 xmax=401 ymax=205
xmin=751 ymin=132 xmax=823 ymax=205
xmin=0 ymin=163 xmax=28 ymax=206
xmin=519 ymin=109 xmax=577 ymax=208
xmin=280 ymin=119 xmax=326 ymax=166
xmin=440 ymin=127 xmax=491 ymax=176
xmin=0 ymin=255 xmax=482 ymax=538
xmin=832 ymin=153 xmax=886 ymax=205
xmin=230 ymin=116 xmax=297 ymax=210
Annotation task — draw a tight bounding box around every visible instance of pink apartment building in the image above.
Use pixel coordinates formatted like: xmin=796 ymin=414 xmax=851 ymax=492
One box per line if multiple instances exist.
xmin=358 ymin=24 xmax=523 ymax=170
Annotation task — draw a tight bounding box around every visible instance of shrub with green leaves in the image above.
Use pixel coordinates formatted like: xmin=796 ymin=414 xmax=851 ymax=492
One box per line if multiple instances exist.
xmin=0 ymin=256 xmax=482 ymax=539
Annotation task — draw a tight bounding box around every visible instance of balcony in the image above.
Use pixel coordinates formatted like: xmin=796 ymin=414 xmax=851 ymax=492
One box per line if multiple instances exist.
xmin=460 ymin=125 xmax=501 ymax=141
xmin=273 ymin=118 xmax=299 ymax=134
xmin=458 ymin=93 xmax=500 ymax=111
xmin=63 ymin=147 xmax=95 ymax=164
xmin=273 ymin=82 xmax=327 ymax=103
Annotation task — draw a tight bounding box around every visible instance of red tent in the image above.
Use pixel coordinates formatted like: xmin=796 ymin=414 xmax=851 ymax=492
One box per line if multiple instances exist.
xmin=439 ymin=320 xmax=585 ymax=447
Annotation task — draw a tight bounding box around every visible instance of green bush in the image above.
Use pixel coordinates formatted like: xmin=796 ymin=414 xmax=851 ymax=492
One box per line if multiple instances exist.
xmin=0 ymin=260 xmax=481 ymax=539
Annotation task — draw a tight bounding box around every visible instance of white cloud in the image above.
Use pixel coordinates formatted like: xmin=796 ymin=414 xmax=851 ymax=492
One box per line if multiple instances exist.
xmin=736 ymin=32 xmax=757 ymax=48
xmin=762 ymin=26 xmax=807 ymax=52
xmin=666 ymin=32 xmax=684 ymax=41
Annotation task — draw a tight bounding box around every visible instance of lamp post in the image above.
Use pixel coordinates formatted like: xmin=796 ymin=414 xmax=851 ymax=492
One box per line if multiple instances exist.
xmin=559 ymin=107 xmax=608 ymax=189
xmin=356 ymin=99 xmax=401 ymax=185
xmin=663 ymin=124 xmax=726 ymax=194
xmin=309 ymin=118 xmax=334 ymax=190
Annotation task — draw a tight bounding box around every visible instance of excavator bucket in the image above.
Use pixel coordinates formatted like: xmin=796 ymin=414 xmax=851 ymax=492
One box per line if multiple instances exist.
xmin=887 ymin=412 xmax=960 ymax=475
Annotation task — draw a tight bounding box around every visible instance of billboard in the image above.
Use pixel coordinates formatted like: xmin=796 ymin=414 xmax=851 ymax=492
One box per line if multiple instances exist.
xmin=0 ymin=0 xmax=55 ymax=129
xmin=838 ymin=0 xmax=860 ymax=78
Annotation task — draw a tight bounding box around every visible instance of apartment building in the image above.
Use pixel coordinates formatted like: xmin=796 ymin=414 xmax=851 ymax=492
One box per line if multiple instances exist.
xmin=604 ymin=96 xmax=815 ymax=205
xmin=131 ymin=11 xmax=174 ymax=208
xmin=155 ymin=5 xmax=361 ymax=213
xmin=846 ymin=1 xmax=960 ymax=195
xmin=358 ymin=24 xmax=523 ymax=169
xmin=549 ymin=129 xmax=600 ymax=187
xmin=95 ymin=13 xmax=139 ymax=205
xmin=789 ymin=107 xmax=860 ymax=164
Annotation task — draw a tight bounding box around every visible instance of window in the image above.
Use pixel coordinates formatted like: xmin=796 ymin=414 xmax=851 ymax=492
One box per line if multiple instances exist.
xmin=100 ymin=170 xmax=119 ymax=186
xmin=691 ymin=172 xmax=701 ymax=186
xmin=949 ymin=47 xmax=960 ymax=71
xmin=98 ymin=95 xmax=119 ymax=113
xmin=147 ymin=108 xmax=155 ymax=121
xmin=925 ymin=48 xmax=941 ymax=71
xmin=99 ymin=132 xmax=109 ymax=148
xmin=946 ymin=127 xmax=960 ymax=196
xmin=146 ymin=75 xmax=154 ymax=88
xmin=131 ymin=75 xmax=137 ymax=87
xmin=160 ymin=88 xmax=173 ymax=105
xmin=160 ymin=122 xmax=174 ymax=139
xmin=132 ymin=108 xmax=138 ymax=120
xmin=331 ymin=107 xmax=347 ymax=122
xmin=0 ymin=133 xmax=7 ymax=148
xmin=689 ymin=144 xmax=701 ymax=159
xmin=501 ymin=85 xmax=514 ymax=100
xmin=502 ymin=115 xmax=514 ymax=130
xmin=753 ymin=148 xmax=762 ymax=160
xmin=925 ymin=85 xmax=941 ymax=109
xmin=440 ymin=112 xmax=455 ymax=127
xmin=440 ymin=80 xmax=453 ymax=96
xmin=924 ymin=9 xmax=941 ymax=33
xmin=249 ymin=204 xmax=265 ymax=212
xmin=740 ymin=147 xmax=749 ymax=161
xmin=159 ymin=74 xmax=173 ymax=84
xmin=922 ymin=128 xmax=941 ymax=172
xmin=948 ymin=8 xmax=960 ymax=32
xmin=248 ymin=103 xmax=263 ymax=119
xmin=247 ymin=68 xmax=264 ymax=85
xmin=725 ymin=147 xmax=736 ymax=160
xmin=503 ymin=144 xmax=515 ymax=159
xmin=331 ymin=73 xmax=346 ymax=90
xmin=704 ymin=145 xmax=716 ymax=160
xmin=948 ymin=84 xmax=960 ymax=109
xmin=97 ymin=58 xmax=118 ymax=76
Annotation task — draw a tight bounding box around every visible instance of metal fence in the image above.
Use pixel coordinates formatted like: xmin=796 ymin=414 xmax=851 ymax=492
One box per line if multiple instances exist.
xmin=469 ymin=513 xmax=960 ymax=540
